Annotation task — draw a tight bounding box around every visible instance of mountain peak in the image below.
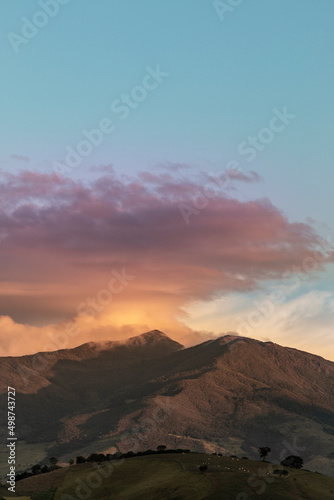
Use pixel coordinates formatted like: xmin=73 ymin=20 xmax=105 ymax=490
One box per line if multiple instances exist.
xmin=64 ymin=330 xmax=183 ymax=358
xmin=130 ymin=329 xmax=168 ymax=342
xmin=125 ymin=329 xmax=184 ymax=349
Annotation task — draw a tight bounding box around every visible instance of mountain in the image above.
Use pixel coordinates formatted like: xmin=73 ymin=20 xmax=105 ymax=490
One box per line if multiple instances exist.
xmin=0 ymin=330 xmax=334 ymax=478
xmin=0 ymin=330 xmax=183 ymax=394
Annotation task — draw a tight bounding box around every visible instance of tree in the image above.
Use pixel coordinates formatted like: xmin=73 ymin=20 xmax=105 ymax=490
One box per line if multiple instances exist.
xmin=157 ymin=445 xmax=166 ymax=452
xmin=76 ymin=456 xmax=86 ymax=464
xmin=199 ymin=464 xmax=208 ymax=473
xmin=258 ymin=447 xmax=271 ymax=461
xmin=280 ymin=455 xmax=303 ymax=469
xmin=31 ymin=464 xmax=41 ymax=475
xmin=16 ymin=471 xmax=31 ymax=481
xmin=68 ymin=459 xmax=74 ymax=466
xmin=49 ymin=457 xmax=58 ymax=469
xmin=87 ymin=453 xmax=100 ymax=462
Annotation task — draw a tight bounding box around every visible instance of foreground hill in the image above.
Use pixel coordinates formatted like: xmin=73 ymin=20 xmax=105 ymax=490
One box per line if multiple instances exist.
xmin=5 ymin=453 xmax=334 ymax=500
xmin=0 ymin=330 xmax=334 ymax=477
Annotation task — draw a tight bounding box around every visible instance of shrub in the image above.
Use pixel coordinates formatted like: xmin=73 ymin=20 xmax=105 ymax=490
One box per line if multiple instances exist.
xmin=280 ymin=456 xmax=303 ymax=469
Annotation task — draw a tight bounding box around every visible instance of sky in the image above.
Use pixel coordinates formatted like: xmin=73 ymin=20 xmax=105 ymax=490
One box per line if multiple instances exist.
xmin=1 ymin=0 xmax=334 ymax=360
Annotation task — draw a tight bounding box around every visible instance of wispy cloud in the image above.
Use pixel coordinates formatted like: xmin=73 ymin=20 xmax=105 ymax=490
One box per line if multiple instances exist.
xmin=10 ymin=154 xmax=30 ymax=162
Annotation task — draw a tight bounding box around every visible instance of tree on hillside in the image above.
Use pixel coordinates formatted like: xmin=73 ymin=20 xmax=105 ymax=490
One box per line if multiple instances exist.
xmin=68 ymin=459 xmax=74 ymax=466
xmin=31 ymin=464 xmax=41 ymax=475
xmin=280 ymin=455 xmax=303 ymax=469
xmin=258 ymin=447 xmax=271 ymax=461
xmin=76 ymin=456 xmax=86 ymax=464
xmin=199 ymin=464 xmax=208 ymax=473
xmin=49 ymin=457 xmax=58 ymax=469
xmin=157 ymin=445 xmax=166 ymax=452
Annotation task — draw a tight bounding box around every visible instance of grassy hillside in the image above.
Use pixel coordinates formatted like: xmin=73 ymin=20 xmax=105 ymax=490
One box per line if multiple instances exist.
xmin=7 ymin=453 xmax=334 ymax=500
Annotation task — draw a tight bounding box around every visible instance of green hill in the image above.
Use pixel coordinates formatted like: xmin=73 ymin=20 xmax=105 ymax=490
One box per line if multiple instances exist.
xmin=7 ymin=453 xmax=334 ymax=500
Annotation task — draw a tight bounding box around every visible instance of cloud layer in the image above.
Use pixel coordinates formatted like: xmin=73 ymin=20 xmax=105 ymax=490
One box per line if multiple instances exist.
xmin=0 ymin=168 xmax=332 ymax=356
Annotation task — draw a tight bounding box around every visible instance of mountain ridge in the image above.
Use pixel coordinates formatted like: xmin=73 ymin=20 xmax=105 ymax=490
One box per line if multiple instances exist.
xmin=2 ymin=328 xmax=332 ymax=364
xmin=0 ymin=330 xmax=333 ymax=478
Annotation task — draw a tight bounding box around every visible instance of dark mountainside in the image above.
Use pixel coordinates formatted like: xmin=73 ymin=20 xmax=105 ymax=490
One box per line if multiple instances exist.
xmin=1 ymin=330 xmax=334 ymax=477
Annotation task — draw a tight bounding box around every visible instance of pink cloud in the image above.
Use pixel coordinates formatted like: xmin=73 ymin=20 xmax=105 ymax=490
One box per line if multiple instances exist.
xmin=0 ymin=169 xmax=332 ymax=331
xmin=225 ymin=168 xmax=261 ymax=183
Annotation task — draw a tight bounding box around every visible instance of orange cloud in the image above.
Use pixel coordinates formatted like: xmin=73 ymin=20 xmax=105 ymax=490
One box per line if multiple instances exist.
xmin=0 ymin=169 xmax=332 ymax=355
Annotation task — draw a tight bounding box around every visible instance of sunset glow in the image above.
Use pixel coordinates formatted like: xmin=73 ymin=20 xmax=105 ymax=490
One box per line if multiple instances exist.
xmin=1 ymin=0 xmax=334 ymax=360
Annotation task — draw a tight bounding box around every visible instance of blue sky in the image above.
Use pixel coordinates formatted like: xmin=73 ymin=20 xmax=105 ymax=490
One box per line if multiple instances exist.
xmin=1 ymin=0 xmax=334 ymax=225
xmin=1 ymin=0 xmax=334 ymax=358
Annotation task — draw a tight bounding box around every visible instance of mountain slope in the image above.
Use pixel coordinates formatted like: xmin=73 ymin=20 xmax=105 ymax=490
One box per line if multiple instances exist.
xmin=0 ymin=331 xmax=333 ymax=477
